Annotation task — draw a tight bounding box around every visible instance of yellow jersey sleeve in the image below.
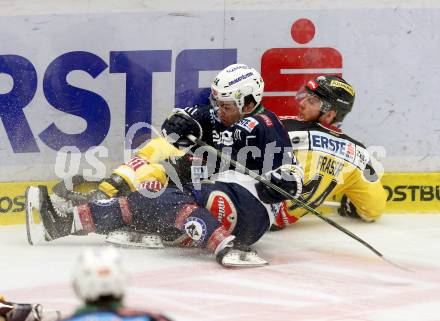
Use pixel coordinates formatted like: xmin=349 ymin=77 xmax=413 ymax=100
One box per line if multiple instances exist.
xmin=98 ymin=137 xmax=183 ymax=197
xmin=136 ymin=137 xmax=184 ymax=162
xmin=338 ymin=164 xmax=387 ymax=222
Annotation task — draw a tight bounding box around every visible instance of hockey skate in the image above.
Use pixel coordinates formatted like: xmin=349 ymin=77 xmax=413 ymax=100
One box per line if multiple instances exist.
xmin=105 ymin=228 xmax=164 ymax=249
xmin=25 ymin=185 xmax=73 ymax=245
xmin=215 ymin=237 xmax=268 ymax=268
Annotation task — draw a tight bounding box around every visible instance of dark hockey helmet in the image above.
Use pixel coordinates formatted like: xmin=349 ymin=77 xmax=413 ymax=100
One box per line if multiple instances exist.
xmin=304 ymin=75 xmax=355 ymax=123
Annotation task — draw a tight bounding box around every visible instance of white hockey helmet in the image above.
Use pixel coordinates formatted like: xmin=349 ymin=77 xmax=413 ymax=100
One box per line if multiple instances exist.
xmin=72 ymin=247 xmax=127 ymax=303
xmin=211 ymin=64 xmax=264 ymax=114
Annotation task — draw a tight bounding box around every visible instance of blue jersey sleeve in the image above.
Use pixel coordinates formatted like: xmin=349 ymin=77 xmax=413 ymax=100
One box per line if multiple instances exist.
xmin=226 ymin=110 xmax=295 ymax=172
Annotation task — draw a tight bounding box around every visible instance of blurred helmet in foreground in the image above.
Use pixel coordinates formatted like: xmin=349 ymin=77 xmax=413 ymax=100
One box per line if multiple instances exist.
xmin=72 ymin=247 xmax=127 ymax=303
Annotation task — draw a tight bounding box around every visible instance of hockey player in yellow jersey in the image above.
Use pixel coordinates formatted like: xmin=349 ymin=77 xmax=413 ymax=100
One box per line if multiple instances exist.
xmin=272 ymin=75 xmax=387 ymax=230
xmin=96 ymin=136 xmax=183 ymax=198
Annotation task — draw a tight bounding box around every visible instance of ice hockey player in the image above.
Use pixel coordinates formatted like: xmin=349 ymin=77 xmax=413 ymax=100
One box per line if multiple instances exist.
xmin=26 ymin=64 xmax=304 ymax=267
xmin=272 ymin=75 xmax=387 ymax=230
xmin=0 ymin=296 xmax=60 ymax=321
xmin=64 ymin=247 xmax=172 ymax=321
xmin=51 ymin=62 xmax=290 ymax=203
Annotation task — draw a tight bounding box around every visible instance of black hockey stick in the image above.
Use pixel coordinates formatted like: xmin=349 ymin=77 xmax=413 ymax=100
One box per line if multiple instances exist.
xmin=186 ymin=134 xmax=411 ymax=271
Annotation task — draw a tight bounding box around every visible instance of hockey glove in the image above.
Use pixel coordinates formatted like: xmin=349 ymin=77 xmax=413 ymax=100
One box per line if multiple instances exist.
xmin=338 ymin=195 xmax=362 ymax=219
xmin=255 ymin=164 xmax=304 ymax=204
xmin=161 ymin=110 xmax=202 ymax=147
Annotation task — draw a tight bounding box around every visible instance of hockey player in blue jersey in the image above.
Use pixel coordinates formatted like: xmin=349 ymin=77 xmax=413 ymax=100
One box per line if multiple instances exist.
xmin=26 ymin=64 xmax=304 ymax=267
xmin=161 ymin=66 xmax=289 ymax=175
xmin=63 ymin=247 xmax=172 ymax=321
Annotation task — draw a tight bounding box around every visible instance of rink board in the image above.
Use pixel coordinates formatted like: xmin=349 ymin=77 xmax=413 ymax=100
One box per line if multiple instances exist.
xmin=0 ymin=172 xmax=438 ymax=225
xmin=380 ymin=173 xmax=440 ymax=213
xmin=0 ymin=181 xmax=57 ymax=225
xmin=1 ymin=3 xmax=440 ymax=184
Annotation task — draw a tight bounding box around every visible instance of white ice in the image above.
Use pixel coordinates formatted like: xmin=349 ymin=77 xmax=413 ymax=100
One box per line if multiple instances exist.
xmin=1 ymin=214 xmax=440 ymax=321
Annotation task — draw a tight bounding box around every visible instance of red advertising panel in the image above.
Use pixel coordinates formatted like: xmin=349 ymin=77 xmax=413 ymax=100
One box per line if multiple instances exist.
xmin=262 ymin=19 xmax=342 ymax=116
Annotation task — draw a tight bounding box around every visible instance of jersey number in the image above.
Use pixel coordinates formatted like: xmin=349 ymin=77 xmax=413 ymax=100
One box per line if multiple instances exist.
xmin=289 ymin=174 xmax=337 ymax=211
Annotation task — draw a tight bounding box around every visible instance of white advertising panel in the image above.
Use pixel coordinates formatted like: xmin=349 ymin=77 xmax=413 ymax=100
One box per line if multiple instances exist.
xmin=0 ymin=1 xmax=438 ymax=181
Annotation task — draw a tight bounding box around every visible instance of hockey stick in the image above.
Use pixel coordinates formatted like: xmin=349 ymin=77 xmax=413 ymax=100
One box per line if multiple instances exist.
xmin=186 ymin=134 xmax=411 ymax=272
xmin=322 ymin=201 xmax=341 ymax=208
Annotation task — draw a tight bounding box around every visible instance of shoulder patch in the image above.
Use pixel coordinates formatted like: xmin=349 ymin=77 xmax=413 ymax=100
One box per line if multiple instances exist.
xmin=237 ymin=117 xmax=259 ymax=133
xmin=309 ymin=130 xmax=369 ymax=170
xmin=255 ymin=114 xmax=273 ymax=127
xmin=287 ymin=131 xmax=310 ymax=150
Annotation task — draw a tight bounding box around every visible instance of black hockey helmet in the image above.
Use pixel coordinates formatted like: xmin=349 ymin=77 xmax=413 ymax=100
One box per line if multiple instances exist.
xmin=304 ymin=75 xmax=355 ymax=124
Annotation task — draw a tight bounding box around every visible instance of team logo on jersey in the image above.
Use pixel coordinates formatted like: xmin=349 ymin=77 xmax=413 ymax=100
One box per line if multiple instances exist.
xmin=183 ymin=217 xmax=207 ymax=244
xmin=237 ymin=117 xmax=259 ymax=133
xmin=206 ymin=191 xmax=237 ymax=232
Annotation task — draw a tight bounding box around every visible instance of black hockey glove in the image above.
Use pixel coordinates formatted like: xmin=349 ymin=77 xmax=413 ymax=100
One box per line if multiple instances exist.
xmin=338 ymin=195 xmax=362 ymax=220
xmin=165 ymin=154 xmax=207 ymax=186
xmin=161 ymin=110 xmax=202 ymax=147
xmin=255 ymin=164 xmax=304 ymax=204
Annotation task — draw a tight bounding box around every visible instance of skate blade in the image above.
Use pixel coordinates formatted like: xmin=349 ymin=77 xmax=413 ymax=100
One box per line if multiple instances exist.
xmin=105 ymin=231 xmax=164 ymax=249
xmin=221 ymin=251 xmax=269 ymax=268
xmin=41 ymin=310 xmax=62 ymax=321
xmin=25 ymin=186 xmax=46 ymax=245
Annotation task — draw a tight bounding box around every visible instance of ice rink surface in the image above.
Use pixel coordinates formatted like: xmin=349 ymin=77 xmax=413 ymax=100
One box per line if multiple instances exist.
xmin=1 ymin=214 xmax=440 ymax=321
